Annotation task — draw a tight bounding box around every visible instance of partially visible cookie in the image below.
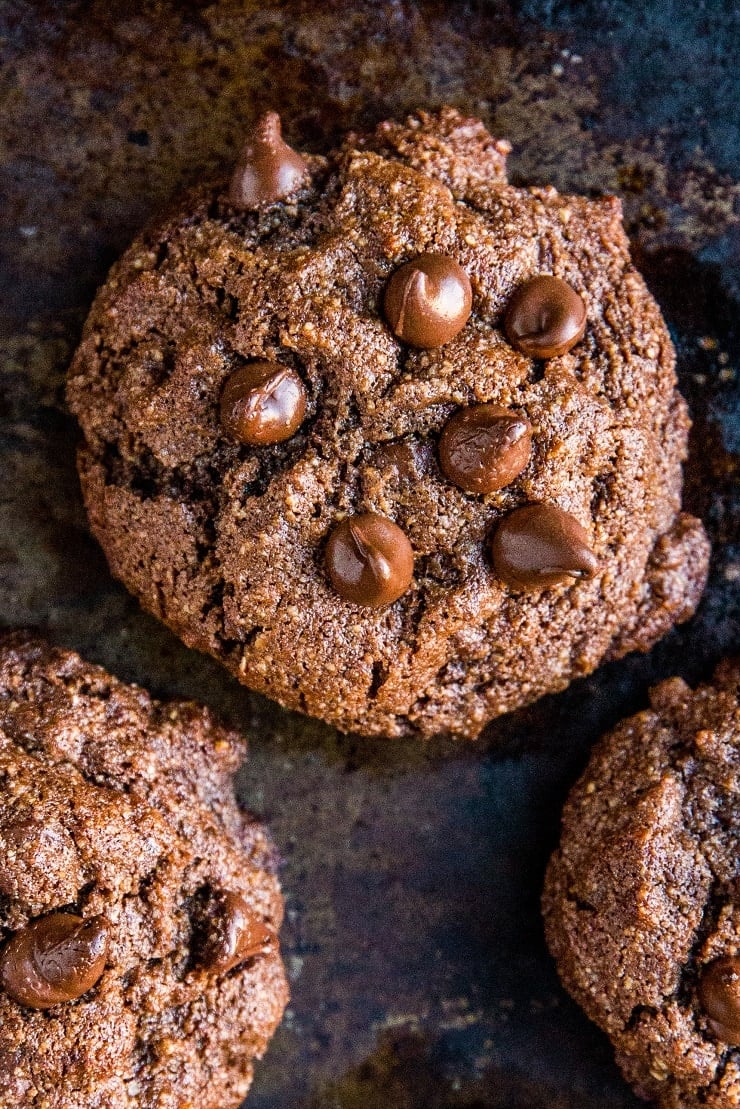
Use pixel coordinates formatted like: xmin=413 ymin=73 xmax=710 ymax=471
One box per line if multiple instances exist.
xmin=543 ymin=660 xmax=740 ymax=1107
xmin=0 ymin=633 xmax=288 ymax=1108
xmin=68 ymin=106 xmax=709 ymax=739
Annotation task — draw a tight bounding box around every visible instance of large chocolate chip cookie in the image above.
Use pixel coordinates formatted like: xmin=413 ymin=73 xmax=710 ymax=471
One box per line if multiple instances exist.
xmin=67 ymin=108 xmax=709 ymax=738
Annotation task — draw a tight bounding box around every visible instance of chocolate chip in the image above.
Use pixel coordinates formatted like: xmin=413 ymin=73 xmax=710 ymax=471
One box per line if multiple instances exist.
xmin=491 ymin=504 xmax=598 ymax=591
xmin=220 ymin=361 xmax=307 ymax=445
xmin=199 ymin=890 xmax=275 ymax=975
xmin=504 ymin=275 xmax=587 ymax=359
xmin=439 ymin=405 xmax=532 ymax=494
xmin=372 ymin=440 xmax=424 ymax=482
xmin=326 ymin=513 xmax=414 ymax=606
xmin=699 ymin=957 xmax=740 ymax=1044
xmin=0 ymin=914 xmax=108 ymax=1010
xmin=383 ymin=253 xmax=473 ymax=348
xmin=229 ymin=111 xmax=309 ymax=209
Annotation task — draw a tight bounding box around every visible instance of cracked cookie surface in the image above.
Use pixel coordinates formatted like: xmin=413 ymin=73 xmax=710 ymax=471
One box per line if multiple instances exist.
xmin=543 ymin=660 xmax=740 ymax=1107
xmin=0 ymin=634 xmax=288 ymax=1108
xmin=67 ymin=107 xmax=709 ymax=739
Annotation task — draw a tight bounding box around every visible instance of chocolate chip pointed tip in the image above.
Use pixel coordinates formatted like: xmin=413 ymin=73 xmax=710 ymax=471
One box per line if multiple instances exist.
xmin=229 ymin=111 xmax=309 ymax=209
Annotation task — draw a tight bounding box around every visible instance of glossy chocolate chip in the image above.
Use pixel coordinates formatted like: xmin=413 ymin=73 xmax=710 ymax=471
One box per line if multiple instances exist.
xmin=326 ymin=513 xmax=414 ymax=606
xmin=699 ymin=957 xmax=740 ymax=1043
xmin=199 ymin=890 xmax=275 ymax=976
xmin=220 ymin=361 xmax=307 ymax=445
xmin=373 ymin=440 xmax=423 ymax=481
xmin=491 ymin=504 xmax=598 ymax=591
xmin=0 ymin=914 xmax=108 ymax=1009
xmin=383 ymin=253 xmax=473 ymax=348
xmin=439 ymin=405 xmax=532 ymax=494
xmin=229 ymin=111 xmax=309 ymax=209
xmin=504 ymin=275 xmax=587 ymax=359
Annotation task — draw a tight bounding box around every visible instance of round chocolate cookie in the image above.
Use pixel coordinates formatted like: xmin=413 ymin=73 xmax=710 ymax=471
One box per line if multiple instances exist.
xmin=543 ymin=660 xmax=740 ymax=1107
xmin=67 ymin=106 xmax=710 ymax=739
xmin=0 ymin=634 xmax=288 ymax=1108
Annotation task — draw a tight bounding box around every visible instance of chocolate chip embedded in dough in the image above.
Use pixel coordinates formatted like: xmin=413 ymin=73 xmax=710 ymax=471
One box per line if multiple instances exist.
xmin=229 ymin=111 xmax=309 ymax=209
xmin=439 ymin=405 xmax=532 ymax=494
xmin=0 ymin=914 xmax=108 ymax=1010
xmin=384 ymin=253 xmax=472 ymax=348
xmin=326 ymin=513 xmax=414 ymax=606
xmin=220 ymin=362 xmax=307 ymax=445
xmin=491 ymin=504 xmax=598 ymax=591
xmin=505 ymin=275 xmax=586 ymax=359
xmin=699 ymin=957 xmax=740 ymax=1044
xmin=199 ymin=890 xmax=275 ymax=976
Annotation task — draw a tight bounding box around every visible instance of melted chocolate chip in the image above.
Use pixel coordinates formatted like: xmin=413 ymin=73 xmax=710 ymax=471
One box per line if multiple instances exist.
xmin=229 ymin=111 xmax=309 ymax=209
xmin=326 ymin=513 xmax=414 ymax=606
xmin=504 ymin=275 xmax=587 ymax=359
xmin=220 ymin=361 xmax=307 ymax=445
xmin=491 ymin=504 xmax=598 ymax=591
xmin=699 ymin=958 xmax=740 ymax=1043
xmin=439 ymin=405 xmax=532 ymax=494
xmin=383 ymin=253 xmax=473 ymax=348
xmin=199 ymin=890 xmax=275 ymax=976
xmin=373 ymin=440 xmax=421 ymax=481
xmin=0 ymin=914 xmax=108 ymax=1009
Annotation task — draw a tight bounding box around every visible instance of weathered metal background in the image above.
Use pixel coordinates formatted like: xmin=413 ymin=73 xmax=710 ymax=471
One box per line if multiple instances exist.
xmin=0 ymin=2 xmax=738 ymax=1105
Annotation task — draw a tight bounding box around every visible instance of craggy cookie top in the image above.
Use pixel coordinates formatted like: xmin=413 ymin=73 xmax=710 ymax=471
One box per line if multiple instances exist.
xmin=543 ymin=660 xmax=740 ymax=1107
xmin=0 ymin=634 xmax=288 ymax=1108
xmin=67 ymin=107 xmax=709 ymax=738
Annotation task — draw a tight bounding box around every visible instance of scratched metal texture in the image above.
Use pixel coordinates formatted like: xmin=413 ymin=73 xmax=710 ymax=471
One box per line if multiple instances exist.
xmin=0 ymin=1 xmax=738 ymax=1105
